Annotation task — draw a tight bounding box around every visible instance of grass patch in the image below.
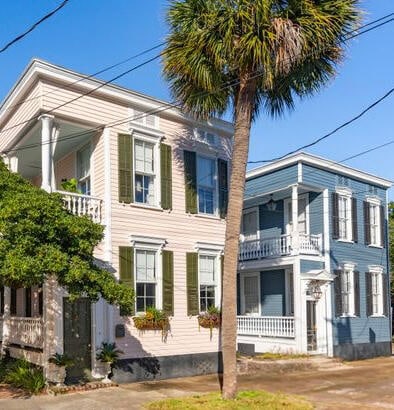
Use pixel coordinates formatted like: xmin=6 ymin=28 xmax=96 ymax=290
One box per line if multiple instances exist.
xmin=146 ymin=390 xmax=313 ymax=410
xmin=254 ymin=352 xmax=310 ymax=361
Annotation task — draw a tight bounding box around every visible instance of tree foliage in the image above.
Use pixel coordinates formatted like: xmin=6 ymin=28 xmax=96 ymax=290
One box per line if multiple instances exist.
xmin=0 ymin=161 xmax=134 ymax=315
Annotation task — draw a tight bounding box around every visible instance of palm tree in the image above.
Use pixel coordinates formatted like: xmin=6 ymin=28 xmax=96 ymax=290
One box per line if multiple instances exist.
xmin=162 ymin=0 xmax=361 ymax=399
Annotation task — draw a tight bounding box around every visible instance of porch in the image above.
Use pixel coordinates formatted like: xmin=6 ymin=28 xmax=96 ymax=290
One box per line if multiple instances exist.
xmin=239 ymin=233 xmax=323 ymax=261
xmin=4 ymin=115 xmax=103 ymax=223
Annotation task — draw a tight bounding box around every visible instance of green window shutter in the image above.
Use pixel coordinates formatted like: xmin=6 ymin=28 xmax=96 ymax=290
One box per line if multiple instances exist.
xmin=184 ymin=150 xmax=197 ymax=214
xmin=162 ymin=250 xmax=174 ymax=316
xmin=119 ymin=246 xmax=134 ymax=316
xmin=332 ymin=193 xmax=339 ymax=239
xmin=160 ymin=143 xmax=173 ymax=210
xmin=118 ymin=134 xmax=133 ymax=203
xmin=186 ymin=252 xmax=199 ymax=315
xmin=218 ymin=159 xmax=228 ymax=218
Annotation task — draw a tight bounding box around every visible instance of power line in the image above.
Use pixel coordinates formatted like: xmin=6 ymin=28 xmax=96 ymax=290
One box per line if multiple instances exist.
xmin=248 ymin=87 xmax=394 ymax=164
xmin=1 ymin=42 xmax=165 ymax=114
xmin=2 ymin=12 xmax=394 ymax=155
xmin=0 ymin=0 xmax=69 ymax=54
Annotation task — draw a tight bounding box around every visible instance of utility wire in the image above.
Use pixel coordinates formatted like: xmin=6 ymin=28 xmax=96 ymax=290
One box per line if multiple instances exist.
xmin=0 ymin=0 xmax=69 ymax=54
xmin=2 ymin=13 xmax=393 ymax=155
xmin=1 ymin=42 xmax=165 ymax=113
xmin=248 ymin=87 xmax=394 ymax=164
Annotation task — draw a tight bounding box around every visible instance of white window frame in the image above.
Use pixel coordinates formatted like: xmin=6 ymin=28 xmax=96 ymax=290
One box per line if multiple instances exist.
xmin=241 ymin=207 xmax=259 ymax=241
xmin=369 ymin=265 xmax=384 ymax=316
xmin=131 ymin=132 xmax=161 ymax=208
xmin=195 ymin=243 xmax=222 ymax=312
xmin=336 ymin=188 xmax=353 ymax=242
xmin=284 ymin=193 xmax=310 ymax=235
xmin=240 ymin=272 xmax=261 ymax=316
xmin=196 ymin=154 xmax=218 ymax=216
xmin=340 ymin=263 xmax=356 ymax=317
xmin=366 ymin=196 xmax=382 ymax=247
xmin=130 ymin=236 xmax=166 ymax=314
xmin=76 ymin=142 xmax=92 ymax=195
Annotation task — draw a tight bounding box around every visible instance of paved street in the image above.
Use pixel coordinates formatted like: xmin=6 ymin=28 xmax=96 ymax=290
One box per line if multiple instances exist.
xmin=1 ymin=356 xmax=394 ymax=409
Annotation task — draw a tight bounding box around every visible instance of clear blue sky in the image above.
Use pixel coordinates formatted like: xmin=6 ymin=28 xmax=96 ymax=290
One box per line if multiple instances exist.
xmin=0 ymin=1 xmax=393 ymax=196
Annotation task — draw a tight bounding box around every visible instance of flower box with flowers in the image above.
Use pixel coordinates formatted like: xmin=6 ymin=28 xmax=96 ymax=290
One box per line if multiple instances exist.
xmin=132 ymin=307 xmax=169 ymax=332
xmin=197 ymin=306 xmax=221 ymax=335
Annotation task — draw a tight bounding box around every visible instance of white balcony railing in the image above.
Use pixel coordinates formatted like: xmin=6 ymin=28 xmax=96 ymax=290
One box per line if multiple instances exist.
xmin=8 ymin=317 xmax=44 ymax=349
xmin=57 ymin=190 xmax=103 ymax=224
xmin=239 ymin=233 xmax=322 ymax=261
xmin=237 ymin=316 xmax=295 ymax=338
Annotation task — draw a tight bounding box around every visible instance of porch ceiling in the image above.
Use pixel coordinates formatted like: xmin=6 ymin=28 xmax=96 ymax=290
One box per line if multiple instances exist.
xmin=14 ymin=120 xmax=96 ymax=179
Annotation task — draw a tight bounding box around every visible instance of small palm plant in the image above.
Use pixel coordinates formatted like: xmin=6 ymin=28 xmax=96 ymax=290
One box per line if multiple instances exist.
xmin=96 ymin=342 xmax=123 ymax=383
xmin=48 ymin=353 xmax=74 ymax=386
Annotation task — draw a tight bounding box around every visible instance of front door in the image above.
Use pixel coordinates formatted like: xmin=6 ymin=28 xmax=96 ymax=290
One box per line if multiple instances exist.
xmin=306 ymin=300 xmax=317 ymax=351
xmin=242 ymin=274 xmax=260 ymax=315
xmin=63 ymin=298 xmax=92 ymax=383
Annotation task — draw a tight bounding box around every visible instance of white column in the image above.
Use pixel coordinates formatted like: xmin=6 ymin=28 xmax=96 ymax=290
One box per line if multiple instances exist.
xmin=323 ymin=188 xmax=334 ymax=356
xmin=50 ymin=126 xmax=59 ymax=192
xmin=39 ymin=114 xmax=54 ymax=193
xmin=1 ymin=287 xmax=11 ymax=354
xmin=293 ymin=261 xmax=305 ymax=352
xmin=291 ymin=185 xmax=299 ymax=254
xmin=9 ymin=156 xmax=18 ymax=173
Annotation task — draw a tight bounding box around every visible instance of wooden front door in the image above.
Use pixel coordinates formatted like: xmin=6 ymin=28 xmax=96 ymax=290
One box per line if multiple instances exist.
xmin=63 ymin=298 xmax=92 ymax=383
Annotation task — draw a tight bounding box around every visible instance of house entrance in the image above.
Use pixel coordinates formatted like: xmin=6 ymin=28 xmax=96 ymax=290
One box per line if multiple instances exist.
xmin=306 ymin=300 xmax=317 ymax=351
xmin=63 ymin=297 xmax=92 ymax=383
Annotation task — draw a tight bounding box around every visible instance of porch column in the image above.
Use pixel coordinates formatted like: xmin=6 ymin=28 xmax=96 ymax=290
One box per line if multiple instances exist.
xmin=39 ymin=114 xmax=54 ymax=193
xmin=291 ymin=185 xmax=299 ymax=254
xmin=1 ymin=287 xmax=11 ymax=354
xmin=9 ymin=156 xmax=18 ymax=173
xmin=42 ymin=276 xmax=63 ymax=380
xmin=50 ymin=126 xmax=59 ymax=192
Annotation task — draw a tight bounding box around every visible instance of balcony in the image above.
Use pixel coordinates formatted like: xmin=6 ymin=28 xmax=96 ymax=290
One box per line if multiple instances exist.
xmin=239 ymin=233 xmax=322 ymax=261
xmin=57 ymin=190 xmax=103 ymax=224
xmin=237 ymin=316 xmax=295 ymax=338
xmin=8 ymin=317 xmax=44 ymax=349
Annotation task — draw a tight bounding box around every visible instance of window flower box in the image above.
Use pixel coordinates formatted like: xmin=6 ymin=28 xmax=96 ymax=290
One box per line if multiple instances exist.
xmin=132 ymin=307 xmax=170 ymax=336
xmin=198 ymin=307 xmax=221 ymax=338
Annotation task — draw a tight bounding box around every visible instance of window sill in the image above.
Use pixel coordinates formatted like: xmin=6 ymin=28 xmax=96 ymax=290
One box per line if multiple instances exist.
xmin=193 ymin=213 xmax=222 ymax=221
xmin=336 ymin=239 xmax=354 ymax=244
xmin=368 ymin=244 xmax=383 ymax=249
xmin=121 ymin=202 xmax=164 ymax=212
xmin=369 ymin=314 xmax=386 ymax=318
xmin=339 ymin=314 xmax=357 ymax=318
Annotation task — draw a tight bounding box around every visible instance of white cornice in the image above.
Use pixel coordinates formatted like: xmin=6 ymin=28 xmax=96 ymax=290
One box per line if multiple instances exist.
xmin=246 ymin=152 xmax=392 ymax=189
xmin=0 ymin=59 xmax=234 ymax=136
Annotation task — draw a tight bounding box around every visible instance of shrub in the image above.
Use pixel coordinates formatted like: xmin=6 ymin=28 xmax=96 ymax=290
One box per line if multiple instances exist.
xmin=96 ymin=342 xmax=123 ymax=364
xmin=48 ymin=353 xmax=74 ymax=368
xmin=4 ymin=359 xmax=45 ymax=394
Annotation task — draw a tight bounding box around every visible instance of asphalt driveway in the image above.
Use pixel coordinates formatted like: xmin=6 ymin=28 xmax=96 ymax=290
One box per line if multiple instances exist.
xmin=1 ymin=356 xmax=394 ymax=409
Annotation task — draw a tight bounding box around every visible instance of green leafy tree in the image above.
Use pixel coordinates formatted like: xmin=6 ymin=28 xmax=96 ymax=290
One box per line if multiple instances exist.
xmin=0 ymin=161 xmax=134 ymax=314
xmin=163 ymin=0 xmax=360 ymax=399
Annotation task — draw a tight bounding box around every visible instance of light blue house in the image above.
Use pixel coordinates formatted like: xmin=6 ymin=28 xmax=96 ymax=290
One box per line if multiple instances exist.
xmin=237 ymin=152 xmax=392 ymax=360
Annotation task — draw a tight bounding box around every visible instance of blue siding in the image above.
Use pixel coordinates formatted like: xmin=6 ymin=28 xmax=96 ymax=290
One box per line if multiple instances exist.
xmin=300 ymin=260 xmax=324 ymax=273
xmin=245 ymin=165 xmax=298 ymax=199
xmin=309 ymin=192 xmax=323 ymax=235
xmin=261 ymin=270 xmax=286 ymax=316
xmin=259 ymin=200 xmax=284 ymax=232
xmin=301 ymin=163 xmax=390 ymax=346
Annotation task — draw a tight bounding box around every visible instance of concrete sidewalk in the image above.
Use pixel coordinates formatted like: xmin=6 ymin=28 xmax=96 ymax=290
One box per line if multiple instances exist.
xmin=1 ymin=356 xmax=394 ymax=409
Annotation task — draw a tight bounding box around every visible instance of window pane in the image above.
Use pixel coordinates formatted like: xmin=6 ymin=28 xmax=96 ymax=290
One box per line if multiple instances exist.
xmin=77 ymin=145 xmax=90 ymax=179
xmin=136 ymin=250 xmax=156 ymax=281
xmin=197 ymin=157 xmax=215 ymax=188
xmin=198 ymin=188 xmax=214 ymax=214
xmin=199 ymin=255 xmax=215 ymax=284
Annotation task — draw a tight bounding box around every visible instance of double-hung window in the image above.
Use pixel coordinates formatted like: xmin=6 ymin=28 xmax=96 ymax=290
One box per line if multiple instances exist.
xmin=369 ymin=202 xmax=381 ymax=246
xmin=197 ymin=156 xmax=216 ymax=215
xmin=339 ymin=265 xmax=356 ymax=316
xmin=199 ymin=255 xmax=216 ymax=311
xmin=134 ymin=140 xmax=155 ymax=205
xmin=77 ymin=145 xmax=91 ymax=195
xmin=337 ymin=192 xmax=352 ymax=241
xmin=370 ymin=267 xmax=384 ymax=316
xmin=135 ymin=250 xmax=156 ymax=312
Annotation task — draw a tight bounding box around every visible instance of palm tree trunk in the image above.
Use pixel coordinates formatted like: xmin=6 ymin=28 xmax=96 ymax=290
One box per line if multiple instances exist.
xmin=221 ymin=72 xmax=257 ymax=400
